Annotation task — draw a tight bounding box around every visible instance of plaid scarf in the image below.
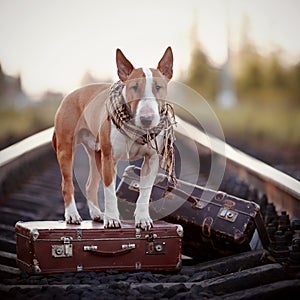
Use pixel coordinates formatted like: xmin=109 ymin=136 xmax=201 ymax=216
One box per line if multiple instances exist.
xmin=106 ymin=80 xmax=177 ymax=184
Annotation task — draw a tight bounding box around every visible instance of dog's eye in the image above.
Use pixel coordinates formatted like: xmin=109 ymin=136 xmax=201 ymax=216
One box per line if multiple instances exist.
xmin=155 ymin=85 xmax=161 ymax=92
xmin=131 ymin=84 xmax=138 ymax=92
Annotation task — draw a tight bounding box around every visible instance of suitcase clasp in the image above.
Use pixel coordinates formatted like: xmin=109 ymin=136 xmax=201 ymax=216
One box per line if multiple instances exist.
xmin=145 ymin=233 xmax=166 ymax=255
xmin=51 ymin=236 xmax=73 ymax=258
xmin=129 ymin=180 xmax=140 ymax=192
xmin=136 ymin=228 xmax=141 ymax=238
xmin=145 ymin=233 xmax=158 ymax=242
xmin=145 ymin=242 xmax=166 ymax=255
xmin=218 ymin=207 xmax=238 ymax=222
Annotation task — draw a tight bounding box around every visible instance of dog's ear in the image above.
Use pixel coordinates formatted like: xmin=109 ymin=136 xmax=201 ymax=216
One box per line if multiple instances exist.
xmin=157 ymin=47 xmax=173 ymax=81
xmin=116 ymin=49 xmax=134 ymax=82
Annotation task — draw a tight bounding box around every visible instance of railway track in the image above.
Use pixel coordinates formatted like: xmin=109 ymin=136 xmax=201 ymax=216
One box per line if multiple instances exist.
xmin=0 ymin=119 xmax=299 ymax=299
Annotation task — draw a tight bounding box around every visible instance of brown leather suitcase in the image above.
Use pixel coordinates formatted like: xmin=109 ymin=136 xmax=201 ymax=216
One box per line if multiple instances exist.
xmin=116 ymin=165 xmax=270 ymax=260
xmin=15 ymin=220 xmax=183 ymax=274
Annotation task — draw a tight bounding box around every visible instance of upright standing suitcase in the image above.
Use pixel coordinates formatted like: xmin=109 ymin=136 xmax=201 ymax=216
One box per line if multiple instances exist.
xmin=116 ymin=165 xmax=270 ymax=259
xmin=15 ymin=220 xmax=183 ymax=274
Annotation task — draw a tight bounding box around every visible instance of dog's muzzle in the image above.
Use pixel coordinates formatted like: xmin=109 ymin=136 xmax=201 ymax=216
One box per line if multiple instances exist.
xmin=136 ymin=99 xmax=160 ymax=129
xmin=140 ymin=115 xmax=155 ymax=128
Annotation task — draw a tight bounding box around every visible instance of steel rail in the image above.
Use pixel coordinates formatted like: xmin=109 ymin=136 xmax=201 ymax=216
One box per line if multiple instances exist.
xmin=0 ymin=127 xmax=54 ymax=168
xmin=175 ymin=116 xmax=300 ymax=219
xmin=0 ymin=127 xmax=54 ymax=192
xmin=0 ymin=118 xmax=299 ymax=218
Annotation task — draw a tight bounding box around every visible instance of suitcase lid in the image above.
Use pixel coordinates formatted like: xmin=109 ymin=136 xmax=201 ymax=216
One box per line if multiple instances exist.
xmin=15 ymin=220 xmax=183 ymax=241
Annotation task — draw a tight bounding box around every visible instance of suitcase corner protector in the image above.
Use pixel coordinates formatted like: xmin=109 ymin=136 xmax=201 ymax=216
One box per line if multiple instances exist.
xmin=17 ymin=259 xmax=42 ymax=275
xmin=32 ymin=264 xmax=42 ymax=274
xmin=176 ymin=259 xmax=182 ymax=270
xmin=14 ymin=220 xmax=24 ymax=230
xmin=31 ymin=228 xmax=40 ymax=241
xmin=176 ymin=224 xmax=184 ymax=237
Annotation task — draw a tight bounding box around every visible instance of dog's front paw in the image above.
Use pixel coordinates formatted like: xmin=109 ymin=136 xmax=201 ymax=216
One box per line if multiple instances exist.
xmin=65 ymin=197 xmax=82 ymax=224
xmin=87 ymin=200 xmax=104 ymax=222
xmin=65 ymin=211 xmax=82 ymax=224
xmin=135 ymin=213 xmax=153 ymax=231
xmin=104 ymin=214 xmax=121 ymax=228
xmin=135 ymin=204 xmax=153 ymax=230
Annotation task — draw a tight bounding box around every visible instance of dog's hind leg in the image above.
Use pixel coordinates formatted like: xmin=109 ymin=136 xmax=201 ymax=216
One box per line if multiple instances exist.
xmin=77 ymin=129 xmax=100 ymax=152
xmin=100 ymin=120 xmax=121 ymax=228
xmin=78 ymin=129 xmax=103 ymax=221
xmin=85 ymin=148 xmax=104 ymax=222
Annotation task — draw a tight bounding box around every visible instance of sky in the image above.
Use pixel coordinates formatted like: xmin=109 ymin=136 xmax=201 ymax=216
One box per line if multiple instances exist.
xmin=0 ymin=0 xmax=300 ymax=97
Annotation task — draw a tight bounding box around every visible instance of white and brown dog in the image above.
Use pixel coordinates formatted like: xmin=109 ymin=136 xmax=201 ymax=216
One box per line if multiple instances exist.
xmin=52 ymin=47 xmax=175 ymax=230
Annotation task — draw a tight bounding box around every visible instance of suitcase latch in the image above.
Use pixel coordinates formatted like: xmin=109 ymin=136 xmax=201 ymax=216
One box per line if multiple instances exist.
xmin=136 ymin=228 xmax=141 ymax=238
xmin=145 ymin=233 xmax=158 ymax=242
xmin=129 ymin=180 xmax=140 ymax=192
xmin=145 ymin=233 xmax=166 ymax=255
xmin=52 ymin=236 xmax=73 ymax=258
xmin=218 ymin=207 xmax=238 ymax=222
xmin=145 ymin=242 xmax=166 ymax=255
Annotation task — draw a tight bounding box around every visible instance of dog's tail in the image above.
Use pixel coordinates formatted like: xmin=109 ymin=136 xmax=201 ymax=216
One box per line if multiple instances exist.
xmin=52 ymin=131 xmax=57 ymax=153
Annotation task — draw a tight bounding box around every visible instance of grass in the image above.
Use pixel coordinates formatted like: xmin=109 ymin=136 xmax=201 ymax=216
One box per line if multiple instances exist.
xmin=213 ymin=102 xmax=300 ymax=146
xmin=0 ymin=103 xmax=58 ymax=148
xmin=174 ymin=90 xmax=300 ymax=148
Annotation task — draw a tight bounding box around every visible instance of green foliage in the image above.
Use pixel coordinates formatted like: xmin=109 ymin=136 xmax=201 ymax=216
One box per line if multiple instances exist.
xmin=213 ymin=103 xmax=300 ymax=146
xmin=185 ymin=39 xmax=300 ymax=107
xmin=185 ymin=46 xmax=218 ymax=101
xmin=234 ymin=48 xmax=299 ymax=105
xmin=289 ymin=62 xmax=300 ymax=104
xmin=0 ymin=101 xmax=59 ymax=148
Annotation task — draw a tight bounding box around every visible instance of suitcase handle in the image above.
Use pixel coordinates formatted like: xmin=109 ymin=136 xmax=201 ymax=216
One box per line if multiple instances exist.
xmin=165 ymin=186 xmax=201 ymax=209
xmin=86 ymin=246 xmax=135 ymax=257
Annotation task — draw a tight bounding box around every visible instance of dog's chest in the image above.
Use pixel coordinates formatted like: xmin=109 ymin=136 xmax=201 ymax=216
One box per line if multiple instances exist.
xmin=110 ymin=122 xmax=163 ymax=161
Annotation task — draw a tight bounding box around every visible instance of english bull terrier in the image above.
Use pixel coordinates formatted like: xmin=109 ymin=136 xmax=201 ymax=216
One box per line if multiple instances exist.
xmin=52 ymin=47 xmax=175 ymax=230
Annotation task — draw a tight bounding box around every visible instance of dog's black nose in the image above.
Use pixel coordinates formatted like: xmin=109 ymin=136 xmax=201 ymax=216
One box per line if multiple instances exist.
xmin=140 ymin=116 xmax=153 ymax=128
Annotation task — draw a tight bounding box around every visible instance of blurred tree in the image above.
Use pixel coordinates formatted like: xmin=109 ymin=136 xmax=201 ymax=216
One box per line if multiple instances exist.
xmin=267 ymin=51 xmax=287 ymax=89
xmin=185 ymin=13 xmax=300 ymax=107
xmin=289 ymin=61 xmax=300 ymax=105
xmin=234 ymin=15 xmax=265 ymax=100
xmin=184 ymin=15 xmax=218 ymax=101
xmin=241 ymin=57 xmax=264 ymax=90
xmin=0 ymin=63 xmax=5 ymax=99
xmin=185 ymin=45 xmax=217 ymax=101
xmin=235 ymin=51 xmax=265 ymax=101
